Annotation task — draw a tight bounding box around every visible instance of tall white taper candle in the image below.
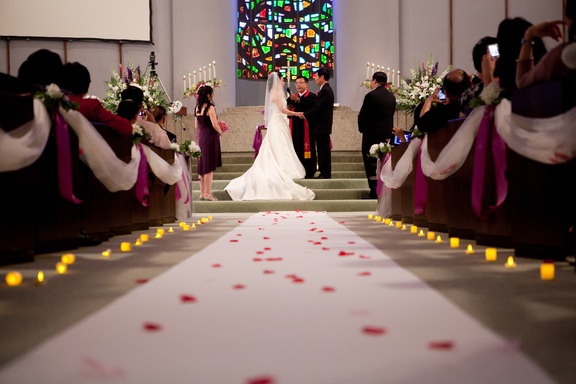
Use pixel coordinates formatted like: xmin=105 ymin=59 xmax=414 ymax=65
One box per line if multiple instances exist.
xmin=193 ymin=71 xmax=196 ymax=85
xmin=188 ymin=73 xmax=192 ymax=89
xmin=366 ymin=63 xmax=369 ymax=80
xmin=208 ymin=63 xmax=212 ymax=80
xmin=183 ymin=75 xmax=187 ymax=91
xmin=213 ymin=61 xmax=217 ymax=79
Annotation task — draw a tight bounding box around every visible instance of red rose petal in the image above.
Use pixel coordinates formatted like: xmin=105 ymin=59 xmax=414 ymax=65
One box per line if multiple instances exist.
xmin=359 ymin=255 xmax=371 ymax=259
xmin=256 ymin=251 xmax=264 ymax=255
xmin=236 ymin=233 xmax=243 ymax=236
xmin=247 ymin=376 xmax=275 ymax=384
xmin=263 ymin=237 xmax=270 ymax=240
xmin=253 ymin=258 xmax=263 ymax=262
xmin=428 ymin=341 xmax=455 ymax=350
xmin=339 ymin=221 xmax=346 ymax=224
xmin=358 ymin=271 xmax=372 ymax=276
xmin=348 ymin=241 xmax=356 ymax=244
xmin=317 ymin=230 xmax=324 ymax=233
xmin=263 ymin=270 xmax=275 ymax=274
xmin=135 ymin=278 xmax=149 ymax=284
xmin=362 ymin=326 xmax=386 ymax=335
xmin=143 ymin=322 xmax=162 ymax=332
xmin=339 ymin=251 xmax=354 ymax=256
xmin=322 ymin=247 xmax=330 ymax=251
xmin=233 ymin=284 xmax=246 ymax=290
xmin=309 ymin=228 xmax=317 ymax=232
xmin=230 ymin=239 xmax=239 ymax=243
xmin=322 ymin=286 xmax=335 ymax=292
xmin=238 ymin=220 xmax=244 ymax=223
xmin=309 ymin=222 xmax=315 ymax=225
xmin=212 ymin=263 xmax=222 ymax=268
xmin=321 ymin=236 xmax=328 ymax=240
xmin=285 ymin=274 xmax=298 ymax=279
xmin=180 ymin=294 xmax=197 ymax=303
xmin=264 ymin=247 xmax=272 ymax=251
xmin=313 ymin=241 xmax=322 ymax=245
xmin=292 ymin=278 xmax=305 ymax=283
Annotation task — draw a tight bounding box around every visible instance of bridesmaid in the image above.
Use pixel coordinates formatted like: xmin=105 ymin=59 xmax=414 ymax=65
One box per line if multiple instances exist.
xmin=195 ymin=85 xmax=224 ymax=201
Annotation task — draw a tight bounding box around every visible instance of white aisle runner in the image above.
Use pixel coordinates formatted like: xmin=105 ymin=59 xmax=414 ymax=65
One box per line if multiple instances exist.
xmin=0 ymin=212 xmax=554 ymax=384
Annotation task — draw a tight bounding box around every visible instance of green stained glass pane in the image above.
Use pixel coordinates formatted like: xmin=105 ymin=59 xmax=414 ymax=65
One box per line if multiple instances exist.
xmin=321 ymin=55 xmax=327 ymax=64
xmin=262 ymin=46 xmax=271 ymax=54
xmin=302 ymin=69 xmax=310 ymax=78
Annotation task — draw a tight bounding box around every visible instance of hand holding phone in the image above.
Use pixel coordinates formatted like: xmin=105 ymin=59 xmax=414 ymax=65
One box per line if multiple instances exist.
xmin=437 ymin=89 xmax=446 ymax=101
xmin=488 ymin=43 xmax=500 ymax=59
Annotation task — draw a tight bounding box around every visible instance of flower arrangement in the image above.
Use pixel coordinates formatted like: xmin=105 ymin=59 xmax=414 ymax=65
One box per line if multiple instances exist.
xmin=360 ymin=80 xmax=372 ymax=89
xmin=410 ymin=126 xmax=426 ymax=138
xmin=132 ymin=124 xmax=150 ymax=145
xmin=179 ymin=140 xmax=202 ymax=158
xmin=102 ymin=62 xmax=179 ymax=113
xmin=35 ymin=84 xmax=78 ymax=112
xmin=468 ymin=83 xmax=504 ymax=109
xmin=395 ymin=54 xmax=451 ymax=115
xmin=184 ymin=79 xmax=224 ymax=98
xmin=368 ymin=141 xmax=392 ymax=158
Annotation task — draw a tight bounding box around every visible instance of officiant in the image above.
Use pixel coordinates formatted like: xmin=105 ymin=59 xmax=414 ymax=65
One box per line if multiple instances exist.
xmin=287 ymin=75 xmax=317 ymax=179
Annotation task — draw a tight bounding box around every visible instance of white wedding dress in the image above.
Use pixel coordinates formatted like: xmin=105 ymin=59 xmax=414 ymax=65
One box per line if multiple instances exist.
xmin=224 ymin=74 xmax=315 ymax=201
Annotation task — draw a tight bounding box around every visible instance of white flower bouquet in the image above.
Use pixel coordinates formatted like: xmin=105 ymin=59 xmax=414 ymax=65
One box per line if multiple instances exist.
xmin=395 ymin=54 xmax=451 ymax=115
xmin=368 ymin=141 xmax=392 ymax=158
xmin=132 ymin=124 xmax=150 ymax=145
xmin=35 ymin=83 xmax=78 ymax=112
xmin=469 ymin=83 xmax=504 ymax=109
xmin=184 ymin=79 xmax=224 ymax=99
xmin=180 ymin=140 xmax=202 ymax=158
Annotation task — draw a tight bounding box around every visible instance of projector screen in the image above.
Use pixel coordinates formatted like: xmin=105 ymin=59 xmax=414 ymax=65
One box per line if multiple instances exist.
xmin=0 ymin=0 xmax=152 ymax=42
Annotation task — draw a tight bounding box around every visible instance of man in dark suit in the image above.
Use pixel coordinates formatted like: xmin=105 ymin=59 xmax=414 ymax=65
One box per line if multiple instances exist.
xmin=287 ymin=75 xmax=317 ymax=178
xmin=301 ymin=68 xmax=334 ymax=179
xmin=358 ymin=71 xmax=396 ymax=199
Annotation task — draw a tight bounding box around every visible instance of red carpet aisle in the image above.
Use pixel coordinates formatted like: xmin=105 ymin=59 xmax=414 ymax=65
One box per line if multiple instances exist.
xmin=0 ymin=212 xmax=554 ymax=384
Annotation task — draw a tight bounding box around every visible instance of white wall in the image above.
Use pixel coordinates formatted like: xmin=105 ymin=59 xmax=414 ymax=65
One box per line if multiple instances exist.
xmin=0 ymin=0 xmax=565 ymax=112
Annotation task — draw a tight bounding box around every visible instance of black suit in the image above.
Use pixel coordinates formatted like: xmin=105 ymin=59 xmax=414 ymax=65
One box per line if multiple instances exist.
xmin=287 ymin=90 xmax=317 ymax=178
xmin=358 ymin=84 xmax=396 ymax=197
xmin=304 ymin=83 xmax=334 ymax=178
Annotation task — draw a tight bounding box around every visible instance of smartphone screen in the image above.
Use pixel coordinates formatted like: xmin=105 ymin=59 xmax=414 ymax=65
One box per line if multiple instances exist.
xmin=438 ymin=89 xmax=446 ymax=100
xmin=488 ymin=43 xmax=500 ymax=59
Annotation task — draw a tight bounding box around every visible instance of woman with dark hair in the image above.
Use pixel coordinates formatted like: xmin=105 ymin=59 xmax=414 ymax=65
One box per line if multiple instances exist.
xmin=17 ymin=49 xmax=64 ymax=91
xmin=516 ymin=0 xmax=576 ymax=88
xmin=495 ymin=17 xmax=547 ymax=91
xmin=195 ymin=85 xmax=224 ymax=201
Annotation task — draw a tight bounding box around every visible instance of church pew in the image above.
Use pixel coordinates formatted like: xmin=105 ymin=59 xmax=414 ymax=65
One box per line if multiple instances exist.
xmin=79 ymin=123 xmax=134 ymax=240
xmin=34 ymin=126 xmax=81 ymax=254
xmin=0 ymin=94 xmax=37 ymax=264
xmin=424 ymin=127 xmax=450 ymax=233
xmin=507 ymin=77 xmax=576 ymax=259
xmin=394 ymin=142 xmax=428 ymax=227
xmin=146 ymin=144 xmax=176 ymax=226
xmin=390 ymin=145 xmax=406 ymax=221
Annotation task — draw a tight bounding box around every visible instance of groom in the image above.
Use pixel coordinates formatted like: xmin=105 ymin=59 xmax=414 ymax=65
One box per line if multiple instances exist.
xmin=287 ymin=76 xmax=317 ymax=178
xmin=300 ymin=68 xmax=334 ymax=179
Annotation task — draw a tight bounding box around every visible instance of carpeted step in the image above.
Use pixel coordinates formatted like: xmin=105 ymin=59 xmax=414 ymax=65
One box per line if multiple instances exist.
xmin=212 ymin=170 xmax=367 ymax=180
xmin=193 ymin=188 xmax=371 ymax=201
xmin=192 ymin=199 xmax=377 ymax=213
xmin=193 ymin=178 xmax=370 ymax=191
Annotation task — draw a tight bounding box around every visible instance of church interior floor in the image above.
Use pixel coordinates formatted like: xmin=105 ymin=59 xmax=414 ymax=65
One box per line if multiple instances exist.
xmin=0 ymin=211 xmax=575 ymax=383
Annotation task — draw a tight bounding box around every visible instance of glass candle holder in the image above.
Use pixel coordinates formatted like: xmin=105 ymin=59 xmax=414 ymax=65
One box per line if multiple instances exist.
xmin=449 ymin=237 xmax=460 ymax=248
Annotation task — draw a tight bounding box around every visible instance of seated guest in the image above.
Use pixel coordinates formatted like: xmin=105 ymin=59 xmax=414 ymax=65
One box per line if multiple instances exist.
xmin=116 ymin=100 xmax=141 ymax=125
xmin=460 ymin=36 xmax=499 ymax=116
xmin=417 ymin=69 xmax=471 ymax=133
xmin=120 ymin=86 xmax=171 ymax=149
xmin=494 ymin=17 xmax=547 ymax=92
xmin=60 ymin=62 xmax=132 ymax=136
xmin=17 ymin=49 xmax=64 ymax=91
xmin=516 ymin=0 xmax=576 ymax=88
xmin=0 ymin=73 xmax=34 ymax=131
xmin=149 ymin=105 xmax=177 ymax=142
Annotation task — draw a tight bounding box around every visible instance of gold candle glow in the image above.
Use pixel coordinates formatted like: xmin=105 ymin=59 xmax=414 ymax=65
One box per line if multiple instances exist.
xmin=396 ymin=221 xmax=402 ymax=228
xmin=368 ymin=214 xmax=373 ymax=220
xmin=540 ymin=261 xmax=555 ymax=281
xmin=157 ymin=228 xmax=165 ymax=236
xmin=55 ymin=262 xmax=67 ymax=274
xmin=449 ymin=237 xmax=460 ymax=248
xmin=183 ymin=225 xmax=190 ymax=231
xmin=401 ymin=225 xmax=407 ymax=231
xmin=101 ymin=249 xmax=111 ymax=258
xmin=375 ymin=216 xmax=382 ymax=222
xmin=385 ymin=218 xmax=391 ymax=225
xmin=120 ymin=242 xmax=131 ymax=252
xmin=418 ymin=229 xmax=425 ymax=237
xmin=435 ymin=235 xmax=443 ymax=243
xmin=485 ymin=248 xmax=497 ymax=261
xmin=140 ymin=234 xmax=149 ymax=242
xmin=505 ymin=256 xmax=517 ymax=269
xmin=208 ymin=215 xmax=213 ymax=221
xmin=36 ymin=271 xmax=45 ymax=285
xmin=61 ymin=253 xmax=75 ymax=265
xmin=410 ymin=225 xmax=418 ymax=234
xmin=134 ymin=239 xmax=143 ymax=246
xmin=465 ymin=244 xmax=475 ymax=254
xmin=427 ymin=231 xmax=435 ymax=241
xmin=179 ymin=221 xmax=186 ymax=227
xmin=168 ymin=227 xmax=174 ymax=233
xmin=5 ymin=271 xmax=23 ymax=286
xmin=155 ymin=233 xmax=163 ymax=239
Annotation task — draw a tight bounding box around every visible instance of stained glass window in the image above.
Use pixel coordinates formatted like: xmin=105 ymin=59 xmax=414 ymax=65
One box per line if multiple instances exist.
xmin=237 ymin=0 xmax=333 ymax=81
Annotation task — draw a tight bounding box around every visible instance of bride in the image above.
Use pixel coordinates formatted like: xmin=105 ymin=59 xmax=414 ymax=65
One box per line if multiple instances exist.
xmin=224 ymin=72 xmax=315 ymax=201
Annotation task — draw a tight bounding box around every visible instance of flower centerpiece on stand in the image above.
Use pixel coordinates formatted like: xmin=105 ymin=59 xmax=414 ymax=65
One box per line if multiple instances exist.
xmin=395 ymin=54 xmax=451 ymax=115
xmin=183 ymin=79 xmax=224 ymax=99
xmin=368 ymin=141 xmax=392 ymax=159
xmin=102 ymin=62 xmax=181 ymax=114
xmin=178 ymin=140 xmax=202 ymax=158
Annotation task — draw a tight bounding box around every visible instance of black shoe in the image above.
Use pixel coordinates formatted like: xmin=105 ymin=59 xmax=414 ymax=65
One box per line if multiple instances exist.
xmin=314 ymin=175 xmax=331 ymax=179
xmin=362 ymin=195 xmax=377 ymax=200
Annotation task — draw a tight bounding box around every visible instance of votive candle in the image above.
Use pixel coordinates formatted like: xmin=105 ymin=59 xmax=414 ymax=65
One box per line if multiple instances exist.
xmin=36 ymin=271 xmax=45 ymax=285
xmin=61 ymin=253 xmax=76 ymax=265
xmin=505 ymin=256 xmax=517 ymax=269
xmin=410 ymin=225 xmax=418 ymax=234
xmin=101 ymin=249 xmax=111 ymax=258
xmin=120 ymin=242 xmax=131 ymax=252
xmin=485 ymin=248 xmax=497 ymax=261
xmin=435 ymin=235 xmax=443 ymax=243
xmin=375 ymin=216 xmax=382 ymax=222
xmin=140 ymin=234 xmax=149 ymax=242
xmin=540 ymin=261 xmax=555 ymax=281
xmin=401 ymin=225 xmax=407 ymax=231
xmin=396 ymin=221 xmax=402 ymax=228
xmin=55 ymin=262 xmax=67 ymax=274
xmin=168 ymin=227 xmax=174 ymax=233
xmin=427 ymin=231 xmax=435 ymax=240
xmin=5 ymin=271 xmax=23 ymax=286
xmin=449 ymin=237 xmax=460 ymax=248
xmin=385 ymin=218 xmax=391 ymax=225
xmin=368 ymin=214 xmax=373 ymax=220
xmin=465 ymin=244 xmax=475 ymax=254
xmin=157 ymin=228 xmax=165 ymax=236
xmin=418 ymin=229 xmax=425 ymax=237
